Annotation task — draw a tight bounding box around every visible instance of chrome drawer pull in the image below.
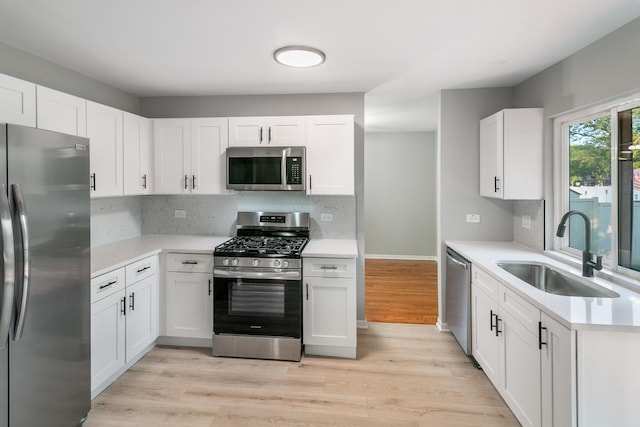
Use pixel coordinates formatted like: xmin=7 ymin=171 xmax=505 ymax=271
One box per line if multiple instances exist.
xmin=99 ymin=280 xmax=117 ymax=290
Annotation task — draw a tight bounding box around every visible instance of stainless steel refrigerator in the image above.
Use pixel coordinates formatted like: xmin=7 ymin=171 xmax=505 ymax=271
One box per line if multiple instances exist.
xmin=0 ymin=124 xmax=90 ymax=427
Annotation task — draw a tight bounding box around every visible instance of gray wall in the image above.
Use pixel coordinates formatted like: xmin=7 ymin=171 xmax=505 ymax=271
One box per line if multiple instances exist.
xmin=437 ymin=87 xmax=514 ymax=325
xmin=513 ymin=16 xmax=640 ymax=250
xmin=0 ymin=42 xmax=140 ymax=113
xmin=364 ymin=131 xmax=437 ymax=258
xmin=140 ymin=93 xmax=367 ymax=321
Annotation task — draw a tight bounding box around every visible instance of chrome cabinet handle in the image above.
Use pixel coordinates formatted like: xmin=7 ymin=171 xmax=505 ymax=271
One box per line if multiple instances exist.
xmin=192 ymin=174 xmax=196 ymax=189
xmin=90 ymin=173 xmax=96 ymax=191
xmin=268 ymin=126 xmax=272 ymax=142
xmin=136 ymin=265 xmax=150 ymax=274
xmin=184 ymin=175 xmax=188 ymax=190
xmin=121 ymin=297 xmax=126 ymax=316
xmin=538 ymin=322 xmax=548 ymax=350
xmin=182 ymin=261 xmax=198 ymax=265
xmin=0 ymin=185 xmax=14 ymax=350
xmin=142 ymin=174 xmax=147 ymax=189
xmin=306 ymin=283 xmax=309 ymax=300
xmin=208 ymin=279 xmax=212 ymax=296
xmin=129 ymin=292 xmax=135 ymax=311
xmin=259 ymin=126 xmax=263 ymax=143
xmin=11 ymin=184 xmax=30 ymax=340
xmin=494 ymin=176 xmax=501 ymax=192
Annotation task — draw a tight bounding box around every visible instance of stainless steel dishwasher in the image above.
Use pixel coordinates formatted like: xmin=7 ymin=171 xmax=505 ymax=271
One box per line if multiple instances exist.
xmin=445 ymin=247 xmax=477 ymax=364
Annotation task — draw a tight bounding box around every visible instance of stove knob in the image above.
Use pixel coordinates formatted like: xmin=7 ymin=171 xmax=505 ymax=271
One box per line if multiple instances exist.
xmin=253 ymin=258 xmax=259 ymax=267
xmin=222 ymin=258 xmax=229 ymax=266
xmin=232 ymin=258 xmax=239 ymax=266
xmin=273 ymin=259 xmax=281 ymax=267
xmin=283 ymin=260 xmax=289 ymax=268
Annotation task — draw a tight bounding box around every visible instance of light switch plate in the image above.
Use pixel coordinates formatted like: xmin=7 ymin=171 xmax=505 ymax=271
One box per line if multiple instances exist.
xmin=320 ymin=213 xmax=334 ymax=222
xmin=174 ymin=210 xmax=187 ymax=218
xmin=466 ymin=214 xmax=480 ymax=223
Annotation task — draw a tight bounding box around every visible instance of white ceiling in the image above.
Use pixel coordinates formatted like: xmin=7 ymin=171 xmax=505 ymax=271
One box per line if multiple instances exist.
xmin=1 ymin=0 xmax=639 ymax=132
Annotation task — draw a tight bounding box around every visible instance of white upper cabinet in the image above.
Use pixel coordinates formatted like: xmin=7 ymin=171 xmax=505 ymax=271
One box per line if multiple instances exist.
xmin=228 ymin=116 xmax=305 ymax=146
xmin=153 ymin=119 xmax=190 ymax=194
xmin=123 ymin=112 xmax=152 ymax=195
xmin=190 ymin=118 xmax=228 ymax=194
xmin=87 ymin=101 xmax=124 ymax=198
xmin=306 ymin=115 xmax=354 ymax=195
xmin=0 ymin=73 xmax=36 ymax=127
xmin=36 ymin=85 xmax=87 ymax=137
xmin=479 ymin=108 xmax=543 ymax=199
xmin=153 ymin=118 xmax=228 ymax=194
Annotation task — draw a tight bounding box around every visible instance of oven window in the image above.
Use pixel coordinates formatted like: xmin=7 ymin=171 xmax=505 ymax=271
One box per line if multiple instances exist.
xmin=230 ymin=282 xmax=285 ymax=317
xmin=228 ymin=157 xmax=282 ymax=185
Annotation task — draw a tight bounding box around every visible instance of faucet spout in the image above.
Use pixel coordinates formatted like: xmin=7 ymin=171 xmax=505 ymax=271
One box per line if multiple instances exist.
xmin=556 ymin=210 xmax=602 ymax=277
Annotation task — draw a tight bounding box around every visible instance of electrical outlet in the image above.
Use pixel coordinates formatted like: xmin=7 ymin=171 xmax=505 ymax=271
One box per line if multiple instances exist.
xmin=174 ymin=210 xmax=187 ymax=218
xmin=522 ymin=214 xmax=532 ymax=230
xmin=466 ymin=214 xmax=480 ymax=223
xmin=320 ymin=213 xmax=334 ymax=222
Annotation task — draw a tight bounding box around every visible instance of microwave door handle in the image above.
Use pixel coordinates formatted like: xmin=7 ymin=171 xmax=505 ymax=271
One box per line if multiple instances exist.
xmin=281 ymin=148 xmax=287 ymax=189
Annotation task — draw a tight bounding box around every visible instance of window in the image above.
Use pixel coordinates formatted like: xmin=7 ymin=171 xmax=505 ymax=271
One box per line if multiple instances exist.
xmin=556 ymin=96 xmax=640 ymax=277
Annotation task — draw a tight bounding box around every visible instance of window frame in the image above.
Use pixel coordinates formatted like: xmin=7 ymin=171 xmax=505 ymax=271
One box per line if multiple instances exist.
xmin=553 ymin=92 xmax=640 ymax=281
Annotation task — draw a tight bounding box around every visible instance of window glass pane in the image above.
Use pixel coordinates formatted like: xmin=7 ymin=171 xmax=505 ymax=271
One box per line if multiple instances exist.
xmin=617 ymin=107 xmax=640 ymax=271
xmin=568 ymin=116 xmax=612 ymax=258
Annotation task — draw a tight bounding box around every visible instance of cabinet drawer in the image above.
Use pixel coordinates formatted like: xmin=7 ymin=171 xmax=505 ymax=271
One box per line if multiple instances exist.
xmin=126 ymin=255 xmax=158 ymax=284
xmin=303 ymin=257 xmax=356 ymax=278
xmin=500 ymin=284 xmax=539 ymax=333
xmin=166 ymin=253 xmax=214 ymax=273
xmin=471 ymin=266 xmax=498 ymax=301
xmin=91 ymin=268 xmax=125 ymax=303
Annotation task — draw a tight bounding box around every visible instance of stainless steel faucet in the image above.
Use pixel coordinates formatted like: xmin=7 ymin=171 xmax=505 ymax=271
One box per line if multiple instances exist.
xmin=556 ymin=210 xmax=603 ymax=277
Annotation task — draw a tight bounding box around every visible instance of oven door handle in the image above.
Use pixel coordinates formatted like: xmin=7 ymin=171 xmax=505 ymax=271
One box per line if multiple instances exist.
xmin=214 ymin=269 xmax=301 ymax=281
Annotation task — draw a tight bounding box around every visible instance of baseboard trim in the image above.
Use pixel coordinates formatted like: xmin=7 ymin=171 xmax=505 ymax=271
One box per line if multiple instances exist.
xmin=436 ymin=319 xmax=449 ymax=332
xmin=365 ymin=254 xmax=438 ymax=261
xmin=357 ymin=319 xmax=369 ymax=329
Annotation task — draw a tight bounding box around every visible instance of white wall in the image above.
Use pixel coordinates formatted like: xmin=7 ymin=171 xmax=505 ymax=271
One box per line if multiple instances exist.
xmin=364 ymin=131 xmax=436 ymax=258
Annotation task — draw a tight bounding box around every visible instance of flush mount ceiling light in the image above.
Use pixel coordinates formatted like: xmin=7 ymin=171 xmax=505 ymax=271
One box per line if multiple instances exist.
xmin=274 ymin=46 xmax=325 ymax=68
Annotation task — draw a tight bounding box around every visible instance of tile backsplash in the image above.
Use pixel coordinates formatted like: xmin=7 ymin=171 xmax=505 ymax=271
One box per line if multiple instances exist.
xmin=513 ymin=199 xmax=545 ymax=251
xmin=91 ymin=196 xmax=142 ymax=247
xmin=141 ymin=193 xmax=356 ymax=239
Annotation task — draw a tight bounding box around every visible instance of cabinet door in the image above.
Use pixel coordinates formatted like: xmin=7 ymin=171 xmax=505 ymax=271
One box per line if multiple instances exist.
xmin=91 ymin=290 xmax=126 ymax=392
xmin=191 ymin=118 xmax=228 ymax=194
xmin=501 ymin=309 xmax=541 ymax=427
xmin=471 ymin=285 xmax=501 ymax=385
xmin=0 ymin=73 xmax=36 ymax=127
xmin=266 ymin=116 xmax=305 ymax=146
xmin=306 ymin=115 xmax=354 ymax=195
xmin=228 ymin=117 xmax=266 ymax=146
xmin=36 ymin=85 xmax=87 ymax=137
xmin=87 ymin=101 xmax=124 ymax=198
xmin=123 ymin=112 xmax=151 ymax=195
xmin=479 ymin=111 xmax=503 ymax=198
xmin=541 ymin=312 xmax=576 ymax=427
xmin=166 ymin=272 xmax=213 ymax=339
xmin=303 ymin=276 xmax=356 ymax=347
xmin=125 ymin=275 xmax=158 ymax=362
xmin=153 ymin=119 xmax=191 ymax=194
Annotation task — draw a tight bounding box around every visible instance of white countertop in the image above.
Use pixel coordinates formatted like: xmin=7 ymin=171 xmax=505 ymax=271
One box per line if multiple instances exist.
xmin=92 ymin=235 xmax=358 ymax=277
xmin=91 ymin=234 xmax=231 ymax=277
xmin=446 ymin=241 xmax=640 ymax=331
xmin=302 ymin=239 xmax=358 ymax=258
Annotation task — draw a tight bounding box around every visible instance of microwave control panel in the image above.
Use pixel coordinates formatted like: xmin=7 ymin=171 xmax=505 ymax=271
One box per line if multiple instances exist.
xmin=286 ymin=157 xmax=303 ymax=185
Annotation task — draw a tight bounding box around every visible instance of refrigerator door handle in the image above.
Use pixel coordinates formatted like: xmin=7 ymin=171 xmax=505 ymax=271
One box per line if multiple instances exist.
xmin=11 ymin=184 xmax=30 ymax=341
xmin=0 ymin=184 xmax=15 ymax=349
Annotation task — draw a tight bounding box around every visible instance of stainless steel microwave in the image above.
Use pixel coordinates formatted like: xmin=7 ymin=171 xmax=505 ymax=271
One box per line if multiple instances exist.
xmin=226 ymin=146 xmax=306 ymax=191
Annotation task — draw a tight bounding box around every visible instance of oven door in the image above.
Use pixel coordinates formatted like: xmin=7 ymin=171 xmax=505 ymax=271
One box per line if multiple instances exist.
xmin=213 ymin=269 xmax=302 ymax=338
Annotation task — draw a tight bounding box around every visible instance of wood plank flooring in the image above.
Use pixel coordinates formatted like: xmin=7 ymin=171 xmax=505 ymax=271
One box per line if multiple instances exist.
xmin=365 ymin=259 xmax=438 ymax=324
xmin=85 ymin=323 xmax=517 ymax=427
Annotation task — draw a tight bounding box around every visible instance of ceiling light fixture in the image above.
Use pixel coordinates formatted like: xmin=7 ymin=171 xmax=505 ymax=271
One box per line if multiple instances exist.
xmin=274 ymin=46 xmax=325 ymax=68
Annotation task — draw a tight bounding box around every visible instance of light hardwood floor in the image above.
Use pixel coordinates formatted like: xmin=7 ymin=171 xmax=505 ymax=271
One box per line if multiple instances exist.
xmin=365 ymin=259 xmax=438 ymax=324
xmin=85 ymin=323 xmax=517 ymax=427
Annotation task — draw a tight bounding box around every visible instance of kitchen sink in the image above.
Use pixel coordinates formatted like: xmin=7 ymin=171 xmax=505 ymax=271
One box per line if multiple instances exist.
xmin=496 ymin=262 xmax=620 ymax=298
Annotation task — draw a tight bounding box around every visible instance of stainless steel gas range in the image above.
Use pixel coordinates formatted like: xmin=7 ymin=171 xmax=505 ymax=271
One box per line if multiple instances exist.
xmin=212 ymin=212 xmax=309 ymax=361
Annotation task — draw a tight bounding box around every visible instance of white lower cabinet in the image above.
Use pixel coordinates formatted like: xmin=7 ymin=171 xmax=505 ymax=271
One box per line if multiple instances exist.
xmin=90 ymin=255 xmax=158 ymax=398
xmin=303 ymin=257 xmax=357 ymax=358
xmin=164 ymin=253 xmax=214 ymax=341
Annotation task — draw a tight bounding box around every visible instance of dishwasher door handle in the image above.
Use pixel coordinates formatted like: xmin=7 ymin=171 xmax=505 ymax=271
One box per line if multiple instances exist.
xmin=447 ymin=252 xmax=469 ymax=269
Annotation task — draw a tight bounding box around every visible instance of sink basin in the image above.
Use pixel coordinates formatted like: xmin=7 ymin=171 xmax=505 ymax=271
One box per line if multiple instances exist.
xmin=496 ymin=262 xmax=620 ymax=298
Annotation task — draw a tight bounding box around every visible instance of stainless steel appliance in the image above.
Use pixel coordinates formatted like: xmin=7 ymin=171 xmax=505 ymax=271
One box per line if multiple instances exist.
xmin=0 ymin=124 xmax=90 ymax=427
xmin=445 ymin=247 xmax=478 ymax=365
xmin=213 ymin=212 xmax=309 ymax=361
xmin=226 ymin=146 xmax=305 ymax=191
